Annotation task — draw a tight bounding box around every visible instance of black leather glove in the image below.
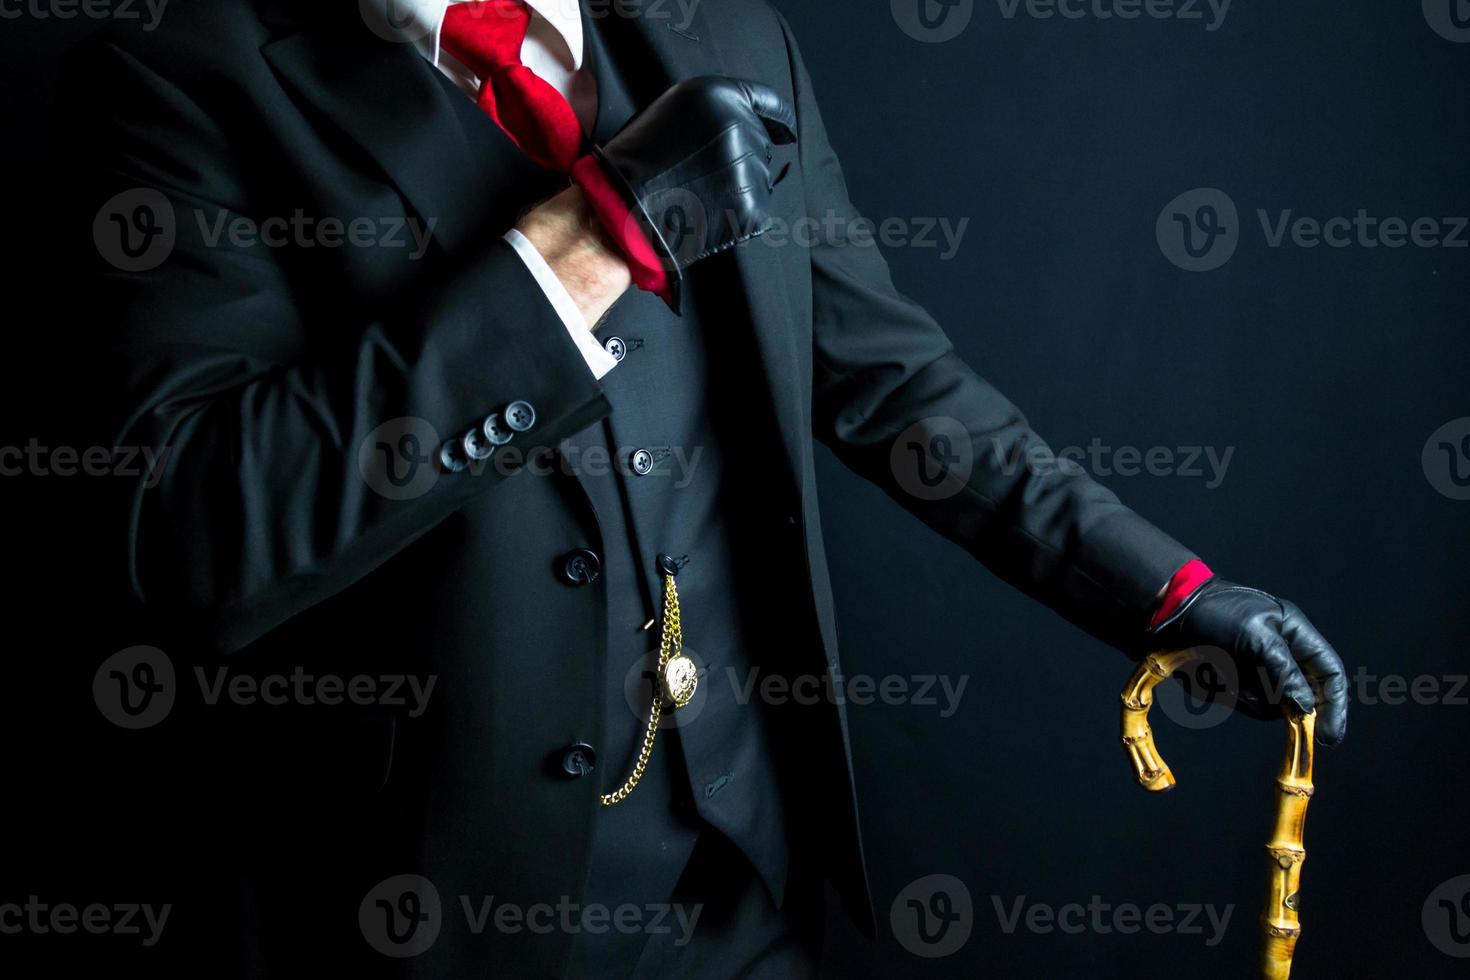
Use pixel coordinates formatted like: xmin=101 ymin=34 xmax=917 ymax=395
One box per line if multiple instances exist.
xmin=593 ymin=75 xmax=797 ymax=313
xmin=1152 ymin=578 xmax=1349 ymax=745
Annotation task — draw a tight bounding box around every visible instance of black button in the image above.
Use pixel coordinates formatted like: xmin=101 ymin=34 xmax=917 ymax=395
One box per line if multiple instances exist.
xmin=604 ymin=336 xmax=626 ymax=361
xmin=656 ymin=553 xmax=682 ymax=577
xmin=630 ymin=449 xmax=654 ymax=475
xmin=561 ymin=548 xmax=601 ymax=585
xmin=481 ymin=412 xmax=514 ymax=446
xmin=462 ymin=426 xmax=495 ymax=461
xmin=439 ymin=439 xmax=468 ymax=473
xmin=505 ymin=400 xmax=536 ymax=432
xmin=561 ymin=742 xmax=596 ymax=778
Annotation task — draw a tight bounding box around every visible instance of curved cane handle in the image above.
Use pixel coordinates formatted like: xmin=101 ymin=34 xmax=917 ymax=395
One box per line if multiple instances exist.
xmin=1119 ymin=650 xmax=1317 ymax=980
xmin=1120 ymin=649 xmax=1204 ymax=791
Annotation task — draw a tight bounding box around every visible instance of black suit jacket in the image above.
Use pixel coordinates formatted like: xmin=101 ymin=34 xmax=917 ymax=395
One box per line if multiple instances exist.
xmin=62 ymin=0 xmax=1195 ymax=973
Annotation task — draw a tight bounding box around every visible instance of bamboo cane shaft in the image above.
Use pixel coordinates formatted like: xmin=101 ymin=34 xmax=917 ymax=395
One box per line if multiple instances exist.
xmin=1118 ymin=650 xmax=1317 ymax=979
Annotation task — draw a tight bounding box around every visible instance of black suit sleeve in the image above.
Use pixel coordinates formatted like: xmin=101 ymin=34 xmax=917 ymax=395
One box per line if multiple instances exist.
xmin=775 ymin=16 xmax=1197 ymax=653
xmin=65 ymin=40 xmax=611 ymax=654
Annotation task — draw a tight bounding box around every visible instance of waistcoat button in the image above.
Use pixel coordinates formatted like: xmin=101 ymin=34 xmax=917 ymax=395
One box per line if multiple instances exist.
xmin=561 ymin=549 xmax=601 ymax=585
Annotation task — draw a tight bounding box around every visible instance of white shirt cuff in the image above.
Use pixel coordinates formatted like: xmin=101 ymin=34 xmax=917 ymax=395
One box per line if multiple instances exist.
xmin=503 ymin=228 xmax=619 ymax=381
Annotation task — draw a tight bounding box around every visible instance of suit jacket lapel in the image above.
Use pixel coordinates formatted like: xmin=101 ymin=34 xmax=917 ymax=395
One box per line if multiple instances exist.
xmin=581 ymin=1 xmax=640 ymax=142
xmin=260 ymin=16 xmax=550 ymax=258
xmin=603 ymin=4 xmax=809 ymax=485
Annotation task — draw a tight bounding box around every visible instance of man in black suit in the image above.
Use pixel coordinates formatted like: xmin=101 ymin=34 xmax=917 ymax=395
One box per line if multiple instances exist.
xmin=66 ymin=0 xmax=1348 ymax=976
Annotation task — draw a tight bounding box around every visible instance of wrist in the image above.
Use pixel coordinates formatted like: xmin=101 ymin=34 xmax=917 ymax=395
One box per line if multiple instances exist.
xmin=516 ymin=185 xmax=631 ymax=327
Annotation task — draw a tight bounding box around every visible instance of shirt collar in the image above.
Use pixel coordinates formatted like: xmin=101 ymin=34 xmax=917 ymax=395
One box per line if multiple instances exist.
xmin=373 ymin=0 xmax=584 ymax=71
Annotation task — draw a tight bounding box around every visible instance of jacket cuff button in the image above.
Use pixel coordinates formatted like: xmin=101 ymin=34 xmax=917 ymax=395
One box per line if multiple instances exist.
xmin=504 ymin=400 xmax=536 ymax=432
xmin=439 ymin=439 xmax=468 ymax=473
xmin=481 ymin=412 xmax=514 ymax=446
xmin=461 ymin=426 xmax=495 ymax=461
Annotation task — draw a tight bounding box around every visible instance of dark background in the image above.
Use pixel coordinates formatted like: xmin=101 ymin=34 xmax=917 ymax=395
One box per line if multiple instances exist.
xmin=4 ymin=1 xmax=1468 ymax=976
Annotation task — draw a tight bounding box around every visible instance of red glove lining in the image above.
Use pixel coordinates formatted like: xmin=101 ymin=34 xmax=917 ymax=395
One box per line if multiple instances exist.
xmin=1148 ymin=559 xmax=1215 ymax=629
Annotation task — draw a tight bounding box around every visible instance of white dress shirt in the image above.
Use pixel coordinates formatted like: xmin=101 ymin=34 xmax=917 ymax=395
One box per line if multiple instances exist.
xmin=373 ymin=0 xmax=618 ymax=379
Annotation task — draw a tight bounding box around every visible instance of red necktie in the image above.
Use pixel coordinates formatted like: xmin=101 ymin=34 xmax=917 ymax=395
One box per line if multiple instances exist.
xmin=438 ymin=1 xmax=671 ymax=302
xmin=440 ymin=0 xmax=584 ymax=171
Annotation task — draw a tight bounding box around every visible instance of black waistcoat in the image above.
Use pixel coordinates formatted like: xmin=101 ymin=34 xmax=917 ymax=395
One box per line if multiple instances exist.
xmin=558 ymin=7 xmax=796 ymax=945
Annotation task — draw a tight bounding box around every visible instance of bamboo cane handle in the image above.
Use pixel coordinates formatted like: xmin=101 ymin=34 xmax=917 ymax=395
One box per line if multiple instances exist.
xmin=1119 ymin=650 xmax=1317 ymax=980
